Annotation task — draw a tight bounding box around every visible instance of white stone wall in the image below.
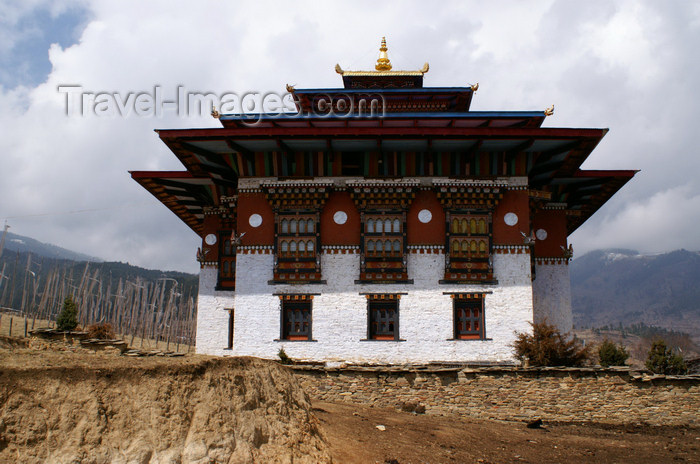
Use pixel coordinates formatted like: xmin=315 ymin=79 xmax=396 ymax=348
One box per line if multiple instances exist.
xmin=532 ymin=263 xmax=573 ymax=334
xmin=195 ymin=251 xmax=534 ymax=363
xmin=195 ymin=266 xmax=235 ymax=354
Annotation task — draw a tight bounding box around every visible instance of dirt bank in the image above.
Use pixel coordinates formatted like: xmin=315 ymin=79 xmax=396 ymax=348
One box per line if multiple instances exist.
xmin=0 ymin=346 xmax=331 ymax=463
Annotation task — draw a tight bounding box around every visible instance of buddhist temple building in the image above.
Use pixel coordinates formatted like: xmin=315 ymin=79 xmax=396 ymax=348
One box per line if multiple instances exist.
xmin=131 ymin=38 xmax=636 ymax=364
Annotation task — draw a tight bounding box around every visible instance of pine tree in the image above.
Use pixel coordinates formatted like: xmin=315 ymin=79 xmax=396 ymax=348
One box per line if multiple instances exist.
xmin=598 ymin=339 xmax=629 ymax=367
xmin=645 ymin=339 xmax=687 ymax=375
xmin=56 ymin=296 xmax=78 ymax=331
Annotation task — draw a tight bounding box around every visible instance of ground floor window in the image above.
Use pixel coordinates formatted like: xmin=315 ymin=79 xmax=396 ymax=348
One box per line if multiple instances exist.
xmin=453 ymin=294 xmax=485 ymax=340
xmin=226 ymin=308 xmax=234 ymax=349
xmin=367 ymin=295 xmax=400 ymax=340
xmin=281 ymin=296 xmax=312 ymax=341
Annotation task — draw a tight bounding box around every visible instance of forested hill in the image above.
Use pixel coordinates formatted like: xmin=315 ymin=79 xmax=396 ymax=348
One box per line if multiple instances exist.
xmin=0 ymin=250 xmax=198 ymax=314
xmin=570 ymin=249 xmax=700 ymax=339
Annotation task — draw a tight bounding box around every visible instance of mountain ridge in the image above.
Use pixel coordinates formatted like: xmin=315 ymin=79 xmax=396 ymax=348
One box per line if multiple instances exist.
xmin=1 ymin=231 xmax=102 ymax=263
xmin=570 ymin=248 xmax=700 ymax=339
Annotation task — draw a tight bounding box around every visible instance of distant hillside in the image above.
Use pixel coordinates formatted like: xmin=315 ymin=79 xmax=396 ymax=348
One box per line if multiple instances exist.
xmin=1 ymin=231 xmax=101 ymax=262
xmin=570 ymin=249 xmax=700 ymax=339
xmin=0 ymin=251 xmax=198 ymax=312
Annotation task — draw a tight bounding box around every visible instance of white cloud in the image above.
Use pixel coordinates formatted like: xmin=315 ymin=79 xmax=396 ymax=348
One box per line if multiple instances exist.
xmin=573 ymin=185 xmax=700 ymax=254
xmin=0 ymin=0 xmax=699 ymax=272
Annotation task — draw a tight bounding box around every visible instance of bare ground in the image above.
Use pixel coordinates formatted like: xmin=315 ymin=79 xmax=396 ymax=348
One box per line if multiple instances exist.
xmin=314 ymin=401 xmax=700 ymax=464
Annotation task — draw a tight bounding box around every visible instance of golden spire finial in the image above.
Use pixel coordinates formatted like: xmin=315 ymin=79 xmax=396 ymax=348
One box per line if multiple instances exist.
xmin=375 ymin=36 xmax=392 ymax=71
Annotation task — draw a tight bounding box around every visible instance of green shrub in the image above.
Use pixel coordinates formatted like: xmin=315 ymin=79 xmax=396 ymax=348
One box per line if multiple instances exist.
xmin=513 ymin=322 xmax=590 ymax=367
xmin=56 ymin=296 xmax=79 ymax=331
xmin=278 ymin=348 xmax=293 ymax=365
xmin=645 ymin=339 xmax=688 ymax=375
xmin=598 ymin=339 xmax=629 ymax=367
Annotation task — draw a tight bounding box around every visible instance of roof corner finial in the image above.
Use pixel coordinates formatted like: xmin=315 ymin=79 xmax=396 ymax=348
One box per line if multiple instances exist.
xmin=375 ymin=36 xmax=392 ymax=71
xmin=544 ymin=104 xmax=554 ymax=116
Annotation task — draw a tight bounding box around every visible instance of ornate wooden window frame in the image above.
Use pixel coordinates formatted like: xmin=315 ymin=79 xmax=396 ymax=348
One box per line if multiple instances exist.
xmin=263 ymin=183 xmax=330 ymax=284
xmin=443 ymin=211 xmax=496 ymax=284
xmin=350 ymin=182 xmax=416 ymax=284
xmin=217 ymin=230 xmax=237 ymax=290
xmin=273 ymin=212 xmax=323 ymax=283
xmin=451 ymin=293 xmax=486 ymax=340
xmin=364 ymin=293 xmax=403 ymax=341
xmin=279 ymin=294 xmax=313 ymax=341
xmin=436 ymin=183 xmax=503 ymax=285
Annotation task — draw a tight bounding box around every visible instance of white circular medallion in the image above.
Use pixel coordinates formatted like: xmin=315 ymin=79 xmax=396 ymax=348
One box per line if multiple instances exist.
xmin=204 ymin=234 xmax=217 ymax=245
xmin=536 ymin=228 xmax=548 ymax=241
xmin=248 ymin=214 xmax=263 ymax=228
xmin=333 ymin=211 xmax=348 ymax=225
xmin=418 ymin=209 xmax=432 ymax=224
xmin=504 ymin=212 xmax=518 ymax=226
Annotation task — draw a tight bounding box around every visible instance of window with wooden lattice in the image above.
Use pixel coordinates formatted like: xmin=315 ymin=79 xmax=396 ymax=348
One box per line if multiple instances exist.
xmin=281 ymin=298 xmax=312 ymax=341
xmin=274 ymin=213 xmax=321 ymax=282
xmin=444 ymin=212 xmax=495 ymax=283
xmin=367 ymin=296 xmax=400 ymax=341
xmin=360 ymin=213 xmax=408 ymax=282
xmin=217 ymin=232 xmax=236 ymax=290
xmin=453 ymin=295 xmax=485 ymax=340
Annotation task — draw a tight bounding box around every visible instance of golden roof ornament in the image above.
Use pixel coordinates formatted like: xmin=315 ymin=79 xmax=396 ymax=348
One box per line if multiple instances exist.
xmin=470 ymin=82 xmax=479 ymax=92
xmin=334 ymin=38 xmax=429 ymax=77
xmin=375 ymin=37 xmax=393 ymax=71
xmin=544 ymin=104 xmax=555 ymax=116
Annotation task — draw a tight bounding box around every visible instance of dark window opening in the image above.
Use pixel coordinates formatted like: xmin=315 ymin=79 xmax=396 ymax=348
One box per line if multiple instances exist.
xmin=227 ymin=308 xmax=234 ymax=349
xmin=282 ymin=300 xmax=312 ymax=341
xmin=454 ymin=297 xmax=485 ymax=340
xmin=368 ymin=299 xmax=399 ymax=340
xmin=341 ymin=151 xmax=364 ymax=176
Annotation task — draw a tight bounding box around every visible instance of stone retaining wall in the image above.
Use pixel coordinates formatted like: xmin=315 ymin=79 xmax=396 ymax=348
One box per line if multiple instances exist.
xmin=293 ymin=366 xmax=700 ymax=426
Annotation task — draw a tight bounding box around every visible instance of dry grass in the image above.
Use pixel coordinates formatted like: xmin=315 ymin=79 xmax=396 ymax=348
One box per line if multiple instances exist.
xmin=0 ymin=312 xmax=193 ymax=353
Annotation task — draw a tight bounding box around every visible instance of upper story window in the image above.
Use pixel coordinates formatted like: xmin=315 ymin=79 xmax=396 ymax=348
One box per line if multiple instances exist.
xmin=364 ymin=216 xmax=402 ymax=258
xmin=278 ymin=217 xmax=317 ymax=259
xmin=444 ymin=212 xmax=495 ymax=284
xmin=273 ymin=213 xmax=322 ymax=282
xmin=359 ymin=212 xmax=408 ymax=283
xmin=217 ymin=231 xmax=236 ymax=290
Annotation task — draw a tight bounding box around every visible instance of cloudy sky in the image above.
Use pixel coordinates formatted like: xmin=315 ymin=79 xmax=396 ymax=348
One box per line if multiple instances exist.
xmin=1 ymin=0 xmax=699 ymax=273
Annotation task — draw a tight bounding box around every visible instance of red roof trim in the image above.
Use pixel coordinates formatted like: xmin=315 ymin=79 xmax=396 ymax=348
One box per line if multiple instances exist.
xmin=573 ymin=169 xmax=639 ymax=178
xmin=129 ymin=171 xmax=197 ymax=179
xmin=156 ymin=127 xmax=608 ymax=139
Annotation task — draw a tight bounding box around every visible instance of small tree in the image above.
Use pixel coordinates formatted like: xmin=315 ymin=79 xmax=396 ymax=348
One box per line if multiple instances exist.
xmin=56 ymin=296 xmax=79 ymax=331
xmin=277 ymin=348 xmax=293 ymax=365
xmin=513 ymin=321 xmax=590 ymax=367
xmin=645 ymin=339 xmax=688 ymax=375
xmin=598 ymin=339 xmax=629 ymax=367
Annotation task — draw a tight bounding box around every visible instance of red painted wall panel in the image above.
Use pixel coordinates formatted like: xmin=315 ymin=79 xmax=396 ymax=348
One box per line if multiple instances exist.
xmin=533 ymin=210 xmax=568 ymax=257
xmin=320 ymin=191 xmax=361 ymax=245
xmin=236 ymin=192 xmax=275 ymax=245
xmin=493 ymin=189 xmax=529 ymax=245
xmin=407 ymin=191 xmax=445 ymax=245
xmin=201 ymin=214 xmax=221 ymax=261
